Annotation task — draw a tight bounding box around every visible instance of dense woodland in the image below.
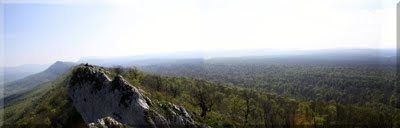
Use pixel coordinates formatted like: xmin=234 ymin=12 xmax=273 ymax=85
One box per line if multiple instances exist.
xmin=132 ymin=62 xmax=400 ymax=127
xmin=142 ymin=62 xmax=398 ymax=105
xmin=139 ymin=58 xmax=400 ymax=127
xmin=2 ymin=59 xmax=399 ymax=127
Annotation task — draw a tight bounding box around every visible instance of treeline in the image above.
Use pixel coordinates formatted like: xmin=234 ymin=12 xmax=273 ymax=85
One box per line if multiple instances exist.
xmin=141 ymin=63 xmax=398 ymax=107
xmin=121 ymin=67 xmax=400 ymax=127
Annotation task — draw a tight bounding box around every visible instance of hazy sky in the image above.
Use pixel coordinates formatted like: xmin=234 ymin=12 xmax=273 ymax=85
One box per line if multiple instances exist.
xmin=2 ymin=0 xmax=398 ymax=66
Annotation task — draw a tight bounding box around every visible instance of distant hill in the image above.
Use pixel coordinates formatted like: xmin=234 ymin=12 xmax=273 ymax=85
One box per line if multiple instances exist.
xmin=78 ymin=51 xmax=205 ymax=67
xmin=1 ymin=61 xmax=76 ymax=103
xmin=202 ymin=49 xmax=396 ymax=65
xmin=79 ymin=48 xmax=396 ymax=67
xmin=0 ymin=64 xmax=49 ymax=84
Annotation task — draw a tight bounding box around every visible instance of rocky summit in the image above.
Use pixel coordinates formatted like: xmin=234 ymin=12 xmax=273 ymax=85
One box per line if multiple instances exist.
xmin=68 ymin=64 xmax=198 ymax=128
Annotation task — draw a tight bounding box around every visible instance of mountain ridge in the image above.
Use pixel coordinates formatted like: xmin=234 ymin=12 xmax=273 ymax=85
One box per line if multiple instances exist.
xmin=1 ymin=61 xmax=76 ymax=105
xmin=78 ymin=48 xmax=396 ymax=67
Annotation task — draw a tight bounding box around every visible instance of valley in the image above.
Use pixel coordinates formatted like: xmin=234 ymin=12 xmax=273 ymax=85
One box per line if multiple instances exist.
xmin=1 ymin=55 xmax=399 ymax=127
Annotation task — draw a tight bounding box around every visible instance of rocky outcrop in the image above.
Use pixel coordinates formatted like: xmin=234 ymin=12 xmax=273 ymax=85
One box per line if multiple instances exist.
xmin=88 ymin=117 xmax=126 ymax=128
xmin=162 ymin=103 xmax=195 ymax=127
xmin=68 ymin=64 xmax=199 ymax=128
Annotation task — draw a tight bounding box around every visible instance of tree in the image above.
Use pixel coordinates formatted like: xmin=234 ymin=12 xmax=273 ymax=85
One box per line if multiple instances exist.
xmin=166 ymin=78 xmax=183 ymax=98
xmin=258 ymin=95 xmax=272 ymax=128
xmin=112 ymin=65 xmax=125 ymax=75
xmin=125 ymin=67 xmax=142 ymax=80
xmin=226 ymin=94 xmax=245 ymax=123
xmin=390 ymin=87 xmax=400 ymax=109
xmin=240 ymin=90 xmax=257 ymax=125
xmin=283 ymin=99 xmax=298 ymax=128
xmin=190 ymin=80 xmax=220 ymax=118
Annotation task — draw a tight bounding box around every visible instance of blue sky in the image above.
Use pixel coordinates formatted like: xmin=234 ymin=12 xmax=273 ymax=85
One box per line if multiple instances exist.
xmin=2 ymin=0 xmax=398 ymax=66
xmin=5 ymin=4 xmax=116 ymax=66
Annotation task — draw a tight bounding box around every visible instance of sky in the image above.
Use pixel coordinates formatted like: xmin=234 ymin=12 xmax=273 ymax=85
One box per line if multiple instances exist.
xmin=2 ymin=0 xmax=398 ymax=66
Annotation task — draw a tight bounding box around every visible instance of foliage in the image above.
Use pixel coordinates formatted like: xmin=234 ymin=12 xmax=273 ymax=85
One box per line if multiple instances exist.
xmin=3 ymin=62 xmax=399 ymax=128
xmin=126 ymin=66 xmax=400 ymax=127
xmin=1 ymin=69 xmax=86 ymax=128
xmin=140 ymin=60 xmax=400 ymax=127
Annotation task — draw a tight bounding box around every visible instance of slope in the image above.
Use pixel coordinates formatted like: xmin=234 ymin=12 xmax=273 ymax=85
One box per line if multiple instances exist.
xmin=2 ymin=64 xmax=399 ymax=127
xmin=1 ymin=68 xmax=85 ymax=128
xmin=1 ymin=64 xmax=49 ymax=84
xmin=1 ymin=61 xmax=76 ymax=103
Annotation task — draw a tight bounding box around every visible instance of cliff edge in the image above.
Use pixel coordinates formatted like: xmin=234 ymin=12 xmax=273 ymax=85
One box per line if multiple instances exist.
xmin=68 ymin=64 xmax=199 ymax=128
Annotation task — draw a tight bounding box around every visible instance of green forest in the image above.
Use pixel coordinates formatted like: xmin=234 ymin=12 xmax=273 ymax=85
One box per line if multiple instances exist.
xmin=3 ymin=61 xmax=399 ymax=127
xmin=140 ymin=59 xmax=400 ymax=127
xmin=4 ymin=1 xmax=399 ymax=127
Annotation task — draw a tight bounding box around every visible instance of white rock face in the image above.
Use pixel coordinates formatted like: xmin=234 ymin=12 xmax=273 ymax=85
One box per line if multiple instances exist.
xmin=68 ymin=65 xmax=150 ymax=126
xmin=68 ymin=64 xmax=202 ymax=128
xmin=88 ymin=117 xmax=125 ymax=128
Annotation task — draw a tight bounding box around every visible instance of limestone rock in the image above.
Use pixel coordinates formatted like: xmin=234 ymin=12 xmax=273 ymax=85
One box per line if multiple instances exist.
xmin=88 ymin=117 xmax=126 ymax=128
xmin=69 ymin=65 xmax=150 ymax=126
xmin=68 ymin=64 xmax=203 ymax=128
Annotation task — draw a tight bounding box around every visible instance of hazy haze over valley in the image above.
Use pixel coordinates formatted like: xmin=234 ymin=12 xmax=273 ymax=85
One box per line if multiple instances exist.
xmin=2 ymin=0 xmax=397 ymax=67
